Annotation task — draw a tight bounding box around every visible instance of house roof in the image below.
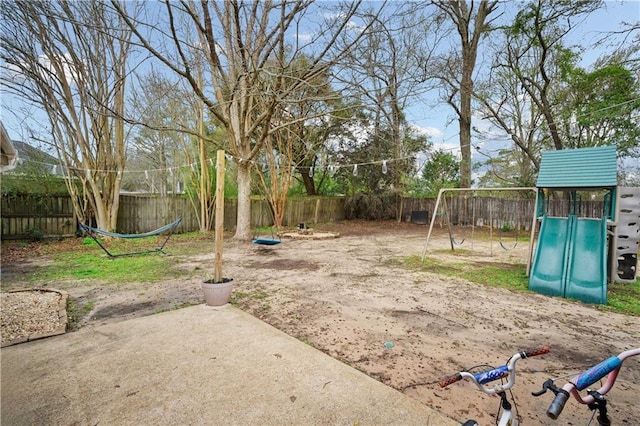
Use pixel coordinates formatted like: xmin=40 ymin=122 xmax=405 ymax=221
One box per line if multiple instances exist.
xmin=536 ymin=146 xmax=617 ymax=189
xmin=12 ymin=140 xmax=59 ymax=166
xmin=1 ymin=122 xmax=19 ymax=172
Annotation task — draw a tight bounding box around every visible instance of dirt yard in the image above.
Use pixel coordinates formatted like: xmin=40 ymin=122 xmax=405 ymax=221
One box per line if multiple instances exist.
xmin=1 ymin=220 xmax=638 ymax=425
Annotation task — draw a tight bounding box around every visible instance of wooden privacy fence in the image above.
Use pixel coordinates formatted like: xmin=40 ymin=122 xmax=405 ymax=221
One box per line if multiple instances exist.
xmin=0 ymin=194 xmax=76 ymax=239
xmin=1 ymin=193 xmax=609 ymax=240
xmin=118 ymin=196 xmax=347 ymax=233
xmin=402 ymin=196 xmax=606 ymax=232
xmin=402 ymin=196 xmax=538 ymax=231
xmin=117 ymin=195 xmax=200 ymax=234
xmin=0 ymin=194 xmax=347 ymax=239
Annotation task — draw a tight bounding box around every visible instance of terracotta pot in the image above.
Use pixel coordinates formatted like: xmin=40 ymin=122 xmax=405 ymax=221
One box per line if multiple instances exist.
xmin=201 ymin=278 xmax=234 ymax=306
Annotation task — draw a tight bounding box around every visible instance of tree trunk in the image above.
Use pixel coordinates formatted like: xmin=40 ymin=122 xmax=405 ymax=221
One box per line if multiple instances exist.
xmin=459 ymin=75 xmax=473 ymax=188
xmin=301 ymin=169 xmax=317 ymax=196
xmin=435 ymin=0 xmax=497 ymax=189
xmin=234 ymin=161 xmax=252 ymax=241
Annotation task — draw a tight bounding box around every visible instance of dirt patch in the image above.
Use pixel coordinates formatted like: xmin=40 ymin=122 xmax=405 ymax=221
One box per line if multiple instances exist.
xmin=1 ymin=220 xmax=638 ymax=424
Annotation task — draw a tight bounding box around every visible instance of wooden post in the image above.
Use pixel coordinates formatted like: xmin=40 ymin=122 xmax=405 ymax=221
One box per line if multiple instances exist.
xmin=314 ymin=198 xmax=320 ymax=224
xmin=214 ymin=150 xmax=225 ymax=283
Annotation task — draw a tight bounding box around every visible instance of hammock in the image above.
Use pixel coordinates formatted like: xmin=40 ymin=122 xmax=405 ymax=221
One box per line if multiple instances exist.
xmin=79 ymin=218 xmax=182 ymax=258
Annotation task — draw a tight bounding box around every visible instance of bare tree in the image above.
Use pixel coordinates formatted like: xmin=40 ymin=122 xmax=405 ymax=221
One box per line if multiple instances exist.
xmin=1 ymin=0 xmax=134 ymax=231
xmin=474 ymin=55 xmax=545 ymax=182
xmin=127 ymin=71 xmax=190 ymax=194
xmin=130 ymin=47 xmax=219 ymax=232
xmin=335 ymin=3 xmax=438 ymax=214
xmin=501 ymin=0 xmax=602 ymax=151
xmin=284 ymin=57 xmax=342 ymax=197
xmin=431 ymin=0 xmax=499 ymax=188
xmin=112 ymin=0 xmax=380 ymax=240
xmin=252 ymin=56 xmax=340 ymax=225
xmin=253 ymin=126 xmax=296 ymax=230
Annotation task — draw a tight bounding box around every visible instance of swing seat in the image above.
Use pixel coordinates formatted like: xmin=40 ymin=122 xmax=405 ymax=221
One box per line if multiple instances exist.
xmin=252 ymin=238 xmax=281 ymax=246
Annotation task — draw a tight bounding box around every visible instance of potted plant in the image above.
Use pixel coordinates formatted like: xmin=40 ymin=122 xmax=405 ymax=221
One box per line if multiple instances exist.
xmin=202 ymin=150 xmax=234 ymax=306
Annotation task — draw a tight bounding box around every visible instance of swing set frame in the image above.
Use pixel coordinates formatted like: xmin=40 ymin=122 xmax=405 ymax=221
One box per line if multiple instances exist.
xmin=421 ymin=187 xmax=539 ymax=277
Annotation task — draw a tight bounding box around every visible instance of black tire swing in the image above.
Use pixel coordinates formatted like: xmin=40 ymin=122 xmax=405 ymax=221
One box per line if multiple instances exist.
xmin=497 ymin=200 xmax=519 ymax=251
xmin=446 ymin=193 xmax=475 ymax=247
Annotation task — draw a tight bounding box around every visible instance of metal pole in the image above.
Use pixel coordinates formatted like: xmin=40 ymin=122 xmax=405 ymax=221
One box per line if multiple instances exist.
xmin=421 ymin=188 xmax=445 ymax=261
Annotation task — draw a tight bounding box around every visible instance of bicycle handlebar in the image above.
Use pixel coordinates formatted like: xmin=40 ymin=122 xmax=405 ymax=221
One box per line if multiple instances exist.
xmin=573 ymin=356 xmax=622 ymax=391
xmin=439 ymin=346 xmax=549 ymax=395
xmin=532 ymin=347 xmax=640 ymax=420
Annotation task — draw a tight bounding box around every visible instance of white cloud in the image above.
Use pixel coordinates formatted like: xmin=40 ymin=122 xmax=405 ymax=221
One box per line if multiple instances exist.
xmin=432 ymin=141 xmax=461 ymax=158
xmin=296 ymin=32 xmax=313 ymax=43
xmin=322 ymin=12 xmax=347 ymax=21
xmin=410 ymin=124 xmax=443 ymax=138
xmin=37 ymin=53 xmax=80 ymax=84
xmin=345 ymin=20 xmax=365 ymax=32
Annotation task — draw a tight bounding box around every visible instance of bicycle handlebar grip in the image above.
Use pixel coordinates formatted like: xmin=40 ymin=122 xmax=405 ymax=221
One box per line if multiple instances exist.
xmin=574 ymin=356 xmax=622 ymax=391
xmin=547 ymin=390 xmax=569 ymax=420
xmin=525 ymin=345 xmax=550 ymax=358
xmin=439 ymin=373 xmax=462 ymax=388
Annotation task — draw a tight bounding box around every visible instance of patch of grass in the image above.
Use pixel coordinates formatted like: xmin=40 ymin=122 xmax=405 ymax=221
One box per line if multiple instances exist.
xmin=230 ymin=289 xmax=271 ymax=307
xmin=251 ymin=225 xmax=280 ymax=237
xmin=405 ymin=254 xmax=638 ymax=316
xmin=29 ymin=250 xmax=184 ymax=284
xmin=460 ymin=265 xmax=529 ymax=291
xmin=601 ymin=280 xmax=640 ymax=316
xmin=66 ymin=298 xmax=94 ymax=330
xmin=230 ymin=291 xmax=250 ymax=302
xmin=231 ymin=289 xmax=269 ymax=301
xmin=252 ymin=290 xmax=269 ymax=300
xmin=404 ymin=255 xmax=466 ymax=276
xmin=82 ymin=237 xmax=99 ymax=246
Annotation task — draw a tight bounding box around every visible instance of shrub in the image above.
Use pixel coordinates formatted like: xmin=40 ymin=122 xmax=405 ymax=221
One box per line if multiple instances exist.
xmin=345 ymin=193 xmax=397 ymax=220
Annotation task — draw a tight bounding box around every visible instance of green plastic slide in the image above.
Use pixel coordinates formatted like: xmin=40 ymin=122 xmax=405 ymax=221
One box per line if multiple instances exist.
xmin=564 ymin=217 xmax=607 ymax=305
xmin=529 ymin=215 xmax=608 ymax=304
xmin=528 ymin=216 xmax=571 ymax=297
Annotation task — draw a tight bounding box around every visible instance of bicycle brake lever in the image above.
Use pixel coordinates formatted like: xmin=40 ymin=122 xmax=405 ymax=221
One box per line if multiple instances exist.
xmin=532 ymin=379 xmax=558 ymax=397
xmin=531 ymin=388 xmax=547 ymax=396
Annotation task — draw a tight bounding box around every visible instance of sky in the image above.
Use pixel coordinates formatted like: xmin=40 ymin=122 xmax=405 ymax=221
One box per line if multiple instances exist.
xmin=1 ymin=0 xmax=639 ymax=171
